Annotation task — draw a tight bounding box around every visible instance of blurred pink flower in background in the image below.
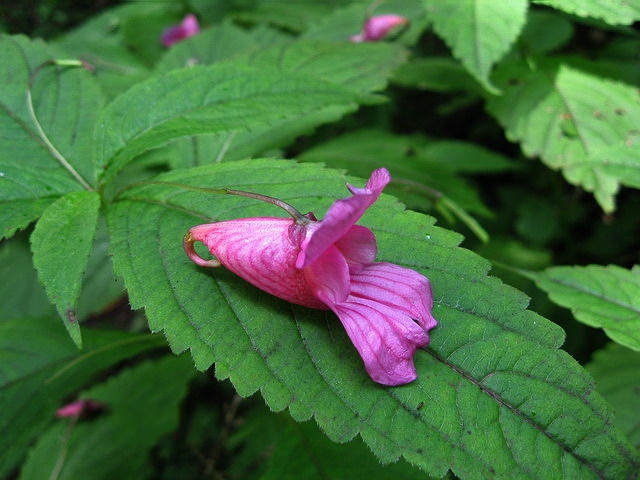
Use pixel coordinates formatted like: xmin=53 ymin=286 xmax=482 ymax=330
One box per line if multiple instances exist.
xmin=184 ymin=169 xmax=437 ymax=386
xmin=350 ymin=14 xmax=409 ymax=42
xmin=56 ymin=399 xmax=105 ymax=419
xmin=161 ymin=14 xmax=200 ymax=47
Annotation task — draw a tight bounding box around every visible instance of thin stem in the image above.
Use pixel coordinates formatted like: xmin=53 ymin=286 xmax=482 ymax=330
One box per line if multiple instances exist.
xmin=225 ymin=189 xmax=311 ymax=224
xmin=27 ymin=60 xmax=93 ymax=191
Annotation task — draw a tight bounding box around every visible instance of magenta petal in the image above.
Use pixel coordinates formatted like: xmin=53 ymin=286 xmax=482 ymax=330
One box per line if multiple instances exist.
xmin=297 ymin=168 xmax=390 ymax=268
xmin=332 ymin=297 xmax=429 ymax=385
xmin=362 ymin=15 xmax=408 ymax=41
xmin=161 ymin=14 xmax=200 ymax=47
xmin=334 ymin=225 xmax=377 ymax=270
xmin=303 ymin=245 xmax=351 ymax=306
xmin=187 ymin=218 xmax=326 ymax=309
xmin=350 ymin=262 xmax=437 ymax=331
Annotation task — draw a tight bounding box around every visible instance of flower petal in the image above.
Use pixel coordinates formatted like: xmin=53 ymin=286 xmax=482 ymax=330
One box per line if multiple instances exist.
xmin=334 ymin=225 xmax=377 ymax=270
xmin=297 ymin=168 xmax=390 ymax=268
xmin=350 ymin=262 xmax=437 ymax=331
xmin=303 ymin=245 xmax=351 ymax=306
xmin=332 ymin=297 xmax=429 ymax=385
xmin=187 ymin=218 xmax=326 ymax=309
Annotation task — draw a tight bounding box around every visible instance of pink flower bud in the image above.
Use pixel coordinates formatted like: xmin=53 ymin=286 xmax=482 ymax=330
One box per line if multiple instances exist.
xmin=56 ymin=399 xmax=105 ymax=419
xmin=350 ymin=14 xmax=409 ymax=42
xmin=184 ymin=169 xmax=437 ymax=386
xmin=161 ymin=14 xmax=200 ymax=47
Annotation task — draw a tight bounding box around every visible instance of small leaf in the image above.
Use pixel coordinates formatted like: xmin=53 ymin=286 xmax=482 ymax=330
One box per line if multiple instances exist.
xmin=587 ymin=343 xmax=640 ymax=450
xmin=19 ymin=355 xmax=195 ymax=480
xmin=30 ymin=191 xmax=101 ymax=347
xmin=95 ymin=63 xmax=360 ymax=184
xmin=0 ymin=317 xmax=165 ymax=477
xmin=425 ymin=0 xmax=528 ymax=92
xmin=488 ymin=62 xmax=640 ymax=212
xmin=531 ymin=0 xmax=640 ymax=26
xmin=529 ymin=264 xmax=640 ymax=351
xmin=107 ymin=159 xmax=638 ymax=479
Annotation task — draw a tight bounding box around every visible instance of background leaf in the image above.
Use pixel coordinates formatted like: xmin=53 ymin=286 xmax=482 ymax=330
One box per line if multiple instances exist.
xmin=18 ymin=355 xmax=195 ymax=480
xmin=0 ymin=34 xmax=103 ymax=239
xmin=30 ymin=190 xmax=101 ymax=346
xmin=0 ymin=317 xmax=165 ymax=478
xmin=424 ymin=0 xmax=528 ymax=92
xmin=488 ymin=62 xmax=640 ymax=212
xmin=229 ymin=408 xmax=426 ymax=480
xmin=529 ymin=264 xmax=640 ymax=351
xmin=587 ymin=343 xmax=640 ymax=450
xmin=95 ymin=63 xmax=361 ymax=184
xmin=532 ymin=0 xmax=640 ymax=26
xmin=106 ymin=159 xmax=638 ymax=480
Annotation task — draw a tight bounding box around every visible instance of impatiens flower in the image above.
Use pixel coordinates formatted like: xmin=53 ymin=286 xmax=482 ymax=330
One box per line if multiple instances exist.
xmin=161 ymin=14 xmax=200 ymax=47
xmin=350 ymin=14 xmax=409 ymax=42
xmin=56 ymin=399 xmax=105 ymax=419
xmin=184 ymin=169 xmax=437 ymax=386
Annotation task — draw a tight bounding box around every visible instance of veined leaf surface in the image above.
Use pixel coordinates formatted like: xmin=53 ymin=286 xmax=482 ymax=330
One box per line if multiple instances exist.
xmin=531 ymin=264 xmax=640 ymax=351
xmin=0 ymin=34 xmax=103 ymax=238
xmin=106 ymin=159 xmax=638 ymax=480
xmin=95 ymin=63 xmax=361 ymax=184
xmin=532 ymin=0 xmax=640 ymax=26
xmin=424 ymin=0 xmax=528 ymax=92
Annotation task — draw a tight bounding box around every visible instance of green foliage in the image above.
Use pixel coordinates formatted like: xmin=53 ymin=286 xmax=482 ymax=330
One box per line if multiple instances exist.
xmin=2 ymin=0 xmax=640 ymax=478
xmin=489 ymin=63 xmax=640 ymax=212
xmin=530 ymin=265 xmax=640 ymax=351
xmin=0 ymin=317 xmax=166 ymax=477
xmin=587 ymin=343 xmax=640 ymax=450
xmin=18 ymin=355 xmax=195 ymax=480
xmin=30 ymin=190 xmax=101 ymax=346
xmin=425 ymin=0 xmax=528 ymax=92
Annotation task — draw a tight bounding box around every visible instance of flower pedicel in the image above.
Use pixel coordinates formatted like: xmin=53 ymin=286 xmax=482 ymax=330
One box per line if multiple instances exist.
xmin=184 ymin=169 xmax=437 ymax=386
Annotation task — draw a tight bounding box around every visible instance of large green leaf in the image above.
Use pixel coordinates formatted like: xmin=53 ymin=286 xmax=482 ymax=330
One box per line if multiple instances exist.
xmin=0 ymin=317 xmax=166 ymax=477
xmin=18 ymin=355 xmax=195 ymax=480
xmin=106 ymin=159 xmax=638 ymax=479
xmin=424 ymin=0 xmax=528 ymax=92
xmin=0 ymin=35 xmax=103 ymax=239
xmin=587 ymin=343 xmax=640 ymax=450
xmin=530 ymin=264 xmax=640 ymax=351
xmin=161 ymin=41 xmax=406 ymax=168
xmin=95 ymin=63 xmax=361 ymax=185
xmin=532 ymin=0 xmax=640 ymax=26
xmin=488 ymin=62 xmax=640 ymax=212
xmin=30 ymin=191 xmax=101 ymax=347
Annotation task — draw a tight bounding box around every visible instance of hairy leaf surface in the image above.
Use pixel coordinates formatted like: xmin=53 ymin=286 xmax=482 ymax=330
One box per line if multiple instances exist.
xmin=531 ymin=264 xmax=640 ymax=351
xmin=107 ymin=159 xmax=638 ymax=479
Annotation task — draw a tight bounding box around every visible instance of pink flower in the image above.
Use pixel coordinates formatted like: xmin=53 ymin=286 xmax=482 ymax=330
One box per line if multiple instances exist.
xmin=56 ymin=399 xmax=105 ymax=419
xmin=161 ymin=14 xmax=200 ymax=47
xmin=350 ymin=14 xmax=409 ymax=42
xmin=184 ymin=169 xmax=437 ymax=385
